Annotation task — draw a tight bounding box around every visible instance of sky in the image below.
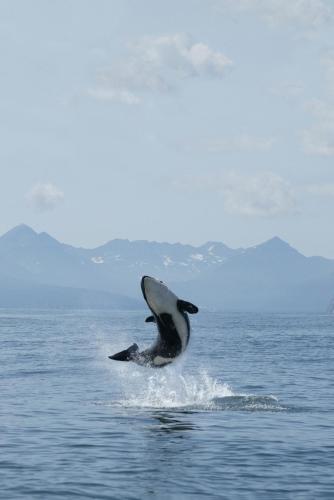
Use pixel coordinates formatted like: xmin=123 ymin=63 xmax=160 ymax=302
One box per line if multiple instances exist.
xmin=0 ymin=0 xmax=334 ymax=256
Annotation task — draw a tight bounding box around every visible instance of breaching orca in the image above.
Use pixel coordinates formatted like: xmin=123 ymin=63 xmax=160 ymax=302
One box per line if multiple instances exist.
xmin=108 ymin=275 xmax=199 ymax=368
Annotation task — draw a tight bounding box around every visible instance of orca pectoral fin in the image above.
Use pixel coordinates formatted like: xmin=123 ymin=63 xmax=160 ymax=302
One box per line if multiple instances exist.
xmin=108 ymin=343 xmax=139 ymax=362
xmin=145 ymin=315 xmax=155 ymax=323
xmin=177 ymin=299 xmax=199 ymax=314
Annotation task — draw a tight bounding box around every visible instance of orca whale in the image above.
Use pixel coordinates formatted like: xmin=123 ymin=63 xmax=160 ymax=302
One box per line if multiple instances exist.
xmin=108 ymin=276 xmax=198 ymax=368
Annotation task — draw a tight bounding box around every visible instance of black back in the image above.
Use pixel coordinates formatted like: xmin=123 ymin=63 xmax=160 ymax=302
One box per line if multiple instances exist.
xmin=154 ymin=313 xmax=182 ymax=358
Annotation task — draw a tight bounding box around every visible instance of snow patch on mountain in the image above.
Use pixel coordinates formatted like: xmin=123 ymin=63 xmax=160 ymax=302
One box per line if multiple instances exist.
xmin=91 ymin=256 xmax=104 ymax=264
xmin=190 ymin=253 xmax=204 ymax=261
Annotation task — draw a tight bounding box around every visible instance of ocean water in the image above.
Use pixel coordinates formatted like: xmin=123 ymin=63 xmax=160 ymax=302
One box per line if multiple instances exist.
xmin=1 ymin=310 xmax=334 ymax=500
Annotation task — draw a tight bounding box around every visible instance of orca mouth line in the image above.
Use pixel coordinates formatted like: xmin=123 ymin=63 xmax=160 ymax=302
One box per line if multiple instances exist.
xmin=140 ymin=275 xmax=149 ymax=306
xmin=140 ymin=275 xmax=160 ymax=315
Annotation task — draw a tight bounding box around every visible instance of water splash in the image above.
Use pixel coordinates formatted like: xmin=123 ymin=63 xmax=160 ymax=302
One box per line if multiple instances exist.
xmin=100 ymin=341 xmax=284 ymax=411
xmin=212 ymin=395 xmax=285 ymax=411
xmin=117 ymin=368 xmax=234 ymax=409
xmin=102 ymin=356 xmax=277 ymax=410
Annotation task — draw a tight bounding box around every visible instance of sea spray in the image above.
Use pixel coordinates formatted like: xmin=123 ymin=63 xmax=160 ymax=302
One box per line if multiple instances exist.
xmin=99 ymin=334 xmax=282 ymax=411
xmin=107 ymin=360 xmax=234 ymax=409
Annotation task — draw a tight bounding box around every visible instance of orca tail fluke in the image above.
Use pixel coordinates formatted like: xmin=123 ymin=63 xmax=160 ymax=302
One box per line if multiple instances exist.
xmin=108 ymin=343 xmax=139 ymax=362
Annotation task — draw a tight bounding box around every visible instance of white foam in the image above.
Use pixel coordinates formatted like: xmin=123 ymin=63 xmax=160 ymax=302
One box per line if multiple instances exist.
xmin=108 ymin=362 xmax=234 ymax=409
xmin=97 ymin=339 xmax=281 ymax=412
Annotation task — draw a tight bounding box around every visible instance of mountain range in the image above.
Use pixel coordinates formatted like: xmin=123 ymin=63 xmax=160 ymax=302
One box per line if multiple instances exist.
xmin=0 ymin=224 xmax=333 ymax=311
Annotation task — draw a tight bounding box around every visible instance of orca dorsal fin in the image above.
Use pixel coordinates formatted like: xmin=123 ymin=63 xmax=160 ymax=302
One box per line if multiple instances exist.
xmin=177 ymin=299 xmax=199 ymax=314
xmin=145 ymin=315 xmax=156 ymax=323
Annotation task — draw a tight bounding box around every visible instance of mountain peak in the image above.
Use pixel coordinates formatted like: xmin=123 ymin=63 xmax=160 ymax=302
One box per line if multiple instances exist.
xmin=1 ymin=224 xmax=37 ymax=240
xmin=11 ymin=223 xmax=36 ymax=233
xmin=200 ymin=241 xmax=229 ymax=249
xmin=0 ymin=225 xmax=63 ymax=249
xmin=264 ymin=236 xmax=289 ymax=246
xmin=251 ymin=236 xmax=303 ymax=256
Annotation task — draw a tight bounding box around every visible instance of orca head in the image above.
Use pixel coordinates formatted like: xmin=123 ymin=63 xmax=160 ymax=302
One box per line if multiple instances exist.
xmin=141 ymin=276 xmax=176 ymax=314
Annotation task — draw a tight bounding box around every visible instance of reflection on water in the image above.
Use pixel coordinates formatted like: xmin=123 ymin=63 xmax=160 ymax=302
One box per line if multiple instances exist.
xmin=149 ymin=412 xmax=197 ymax=433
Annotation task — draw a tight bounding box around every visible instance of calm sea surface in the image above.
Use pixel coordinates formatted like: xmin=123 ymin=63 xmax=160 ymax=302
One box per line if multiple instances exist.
xmin=1 ymin=310 xmax=334 ymax=499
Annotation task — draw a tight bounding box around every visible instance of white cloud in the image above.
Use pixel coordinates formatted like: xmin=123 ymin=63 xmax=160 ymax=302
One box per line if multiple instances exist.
xmin=301 ymin=128 xmax=334 ymax=156
xmin=206 ymin=134 xmax=276 ymax=153
xmin=26 ymin=183 xmax=64 ymax=212
xmin=271 ymin=82 xmax=304 ymax=99
xmin=321 ymin=49 xmax=334 ymax=95
xmin=87 ymin=88 xmax=140 ymax=105
xmin=220 ymin=0 xmax=333 ymax=28
xmin=220 ymin=172 xmax=296 ymax=216
xmin=300 ymin=49 xmax=334 ymax=156
xmin=89 ymin=34 xmax=232 ymax=104
xmin=173 ymin=171 xmax=334 ymax=214
xmin=301 ymin=99 xmax=334 ymax=156
xmin=302 ymin=183 xmax=334 ymax=196
xmin=172 ymin=171 xmax=296 ymax=216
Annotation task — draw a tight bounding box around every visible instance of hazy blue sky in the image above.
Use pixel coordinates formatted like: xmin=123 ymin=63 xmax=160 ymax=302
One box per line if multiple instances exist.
xmin=1 ymin=0 xmax=334 ymax=256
